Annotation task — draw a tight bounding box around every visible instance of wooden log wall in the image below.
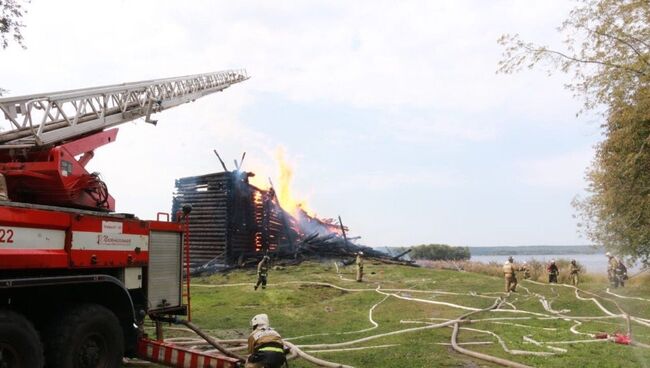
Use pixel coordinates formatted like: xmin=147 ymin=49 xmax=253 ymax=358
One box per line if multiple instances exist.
xmin=172 ymin=171 xmax=289 ymax=266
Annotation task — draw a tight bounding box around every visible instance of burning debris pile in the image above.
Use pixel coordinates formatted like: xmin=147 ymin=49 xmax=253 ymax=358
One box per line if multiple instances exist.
xmin=280 ymin=208 xmax=389 ymax=260
xmin=172 ymin=154 xmax=413 ymax=272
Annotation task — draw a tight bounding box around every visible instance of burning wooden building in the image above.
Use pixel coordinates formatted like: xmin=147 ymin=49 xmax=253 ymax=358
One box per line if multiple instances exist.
xmin=173 ymin=168 xmax=405 ymax=270
xmin=172 ymin=171 xmax=295 ymax=267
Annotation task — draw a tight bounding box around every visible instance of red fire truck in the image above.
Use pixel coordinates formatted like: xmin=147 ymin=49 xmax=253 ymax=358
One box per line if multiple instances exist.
xmin=0 ymin=71 xmax=248 ymax=368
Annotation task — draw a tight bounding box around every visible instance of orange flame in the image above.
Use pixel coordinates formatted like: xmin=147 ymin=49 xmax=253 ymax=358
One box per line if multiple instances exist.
xmin=275 ymin=147 xmax=311 ymax=216
xmin=247 ymin=170 xmax=269 ymax=189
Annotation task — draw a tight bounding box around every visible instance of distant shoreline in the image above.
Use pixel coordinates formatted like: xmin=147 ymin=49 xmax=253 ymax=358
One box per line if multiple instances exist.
xmin=469 ymin=245 xmax=602 ymax=256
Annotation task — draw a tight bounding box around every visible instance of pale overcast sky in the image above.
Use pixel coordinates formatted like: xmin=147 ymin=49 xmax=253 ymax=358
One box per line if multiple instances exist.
xmin=0 ymin=0 xmax=601 ymax=247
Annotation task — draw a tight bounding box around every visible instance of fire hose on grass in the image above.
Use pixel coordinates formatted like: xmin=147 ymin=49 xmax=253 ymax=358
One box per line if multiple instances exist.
xmin=297 ymin=297 xmax=502 ymax=349
xmin=162 ymin=336 xmax=345 ymax=368
xmin=166 ymin=335 xmax=352 ymax=368
xmin=450 ymin=323 xmax=532 ymax=368
xmin=521 ymin=279 xmax=650 ymax=345
xmin=328 ymin=277 xmax=647 ymax=360
xmin=169 ymin=287 xmax=509 ymax=367
xmin=185 ymin=275 xmax=650 ymax=367
xmin=369 ymin=295 xmax=539 ymax=367
xmin=431 ymin=297 xmax=535 ymax=368
xmin=160 ymin=320 xmax=357 ymax=368
xmin=284 ymin=341 xmax=354 ymax=368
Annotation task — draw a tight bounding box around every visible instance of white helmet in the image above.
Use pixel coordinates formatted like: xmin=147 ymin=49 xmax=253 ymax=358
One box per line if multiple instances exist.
xmin=358 ymin=251 xmax=364 ymax=256
xmin=606 ymin=252 xmax=612 ymax=257
xmin=251 ymin=313 xmax=269 ymax=328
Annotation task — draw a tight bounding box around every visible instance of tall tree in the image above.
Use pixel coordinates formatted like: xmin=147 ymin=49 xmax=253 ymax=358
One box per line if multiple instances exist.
xmin=498 ymin=0 xmax=650 ymax=264
xmin=1 ymin=0 xmax=29 ymax=95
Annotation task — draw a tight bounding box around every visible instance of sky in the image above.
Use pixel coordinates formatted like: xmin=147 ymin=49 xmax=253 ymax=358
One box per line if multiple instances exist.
xmin=0 ymin=0 xmax=603 ymax=247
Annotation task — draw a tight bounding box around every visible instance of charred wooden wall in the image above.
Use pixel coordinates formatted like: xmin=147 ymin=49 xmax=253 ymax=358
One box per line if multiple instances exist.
xmin=172 ymin=171 xmax=291 ymax=266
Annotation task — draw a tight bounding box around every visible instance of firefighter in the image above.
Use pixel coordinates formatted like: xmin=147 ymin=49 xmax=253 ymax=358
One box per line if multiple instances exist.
xmin=569 ymin=259 xmax=580 ymax=286
xmin=521 ymin=261 xmax=531 ymax=280
xmin=356 ymin=251 xmax=364 ymax=282
xmin=607 ymin=252 xmax=620 ymax=288
xmin=615 ymin=257 xmax=628 ymax=288
xmin=503 ymin=256 xmax=517 ymax=292
xmin=547 ymin=260 xmax=559 ymax=283
xmin=246 ymin=314 xmax=287 ymax=368
xmin=254 ymin=256 xmax=270 ymax=291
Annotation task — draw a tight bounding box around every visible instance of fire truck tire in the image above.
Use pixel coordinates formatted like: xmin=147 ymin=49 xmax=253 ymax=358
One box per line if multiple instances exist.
xmin=45 ymin=304 xmax=124 ymax=368
xmin=0 ymin=309 xmax=44 ymax=368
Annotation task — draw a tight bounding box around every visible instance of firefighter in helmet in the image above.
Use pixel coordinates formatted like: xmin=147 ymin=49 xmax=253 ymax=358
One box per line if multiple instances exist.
xmin=547 ymin=260 xmax=559 ymax=283
xmin=615 ymin=256 xmax=628 ymax=287
xmin=254 ymin=255 xmax=270 ymax=291
xmin=503 ymin=256 xmax=517 ymax=292
xmin=356 ymin=251 xmax=364 ymax=282
xmin=246 ymin=314 xmax=287 ymax=368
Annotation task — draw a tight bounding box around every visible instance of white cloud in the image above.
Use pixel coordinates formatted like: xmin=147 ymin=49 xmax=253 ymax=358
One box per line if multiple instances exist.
xmin=383 ymin=115 xmax=499 ymax=143
xmin=516 ymin=148 xmax=595 ymax=190
xmin=319 ymin=169 xmax=464 ymax=194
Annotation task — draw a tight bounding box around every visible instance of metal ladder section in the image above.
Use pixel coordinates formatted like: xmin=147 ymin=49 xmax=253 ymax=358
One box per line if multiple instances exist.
xmin=0 ymin=70 xmax=248 ymax=148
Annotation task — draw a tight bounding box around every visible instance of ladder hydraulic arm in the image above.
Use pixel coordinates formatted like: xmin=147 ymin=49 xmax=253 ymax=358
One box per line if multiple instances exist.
xmin=0 ymin=70 xmax=248 ymax=148
xmin=0 ymin=70 xmax=248 ymax=210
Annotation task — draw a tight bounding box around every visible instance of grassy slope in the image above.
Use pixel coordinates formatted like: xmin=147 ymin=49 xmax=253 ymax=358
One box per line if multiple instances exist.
xmin=177 ymin=261 xmax=650 ymax=368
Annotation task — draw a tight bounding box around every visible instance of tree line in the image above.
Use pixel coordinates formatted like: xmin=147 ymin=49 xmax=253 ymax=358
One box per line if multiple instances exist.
xmin=408 ymin=244 xmax=471 ymax=261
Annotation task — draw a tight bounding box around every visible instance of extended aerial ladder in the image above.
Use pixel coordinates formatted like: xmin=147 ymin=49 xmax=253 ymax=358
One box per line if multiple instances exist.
xmin=0 ymin=70 xmax=248 ymax=210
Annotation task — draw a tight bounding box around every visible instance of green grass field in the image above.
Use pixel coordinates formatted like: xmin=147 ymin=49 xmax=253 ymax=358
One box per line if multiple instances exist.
xmin=160 ymin=261 xmax=650 ymax=367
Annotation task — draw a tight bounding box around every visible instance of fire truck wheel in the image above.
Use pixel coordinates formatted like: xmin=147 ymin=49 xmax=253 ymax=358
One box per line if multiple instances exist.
xmin=45 ymin=304 xmax=124 ymax=368
xmin=0 ymin=309 xmax=44 ymax=368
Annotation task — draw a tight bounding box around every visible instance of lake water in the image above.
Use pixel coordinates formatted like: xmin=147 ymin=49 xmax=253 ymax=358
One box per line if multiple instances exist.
xmin=470 ymin=253 xmax=642 ymax=275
